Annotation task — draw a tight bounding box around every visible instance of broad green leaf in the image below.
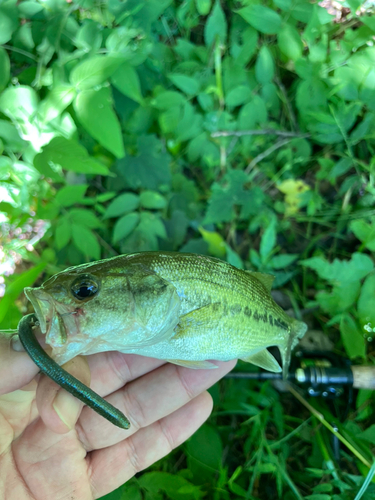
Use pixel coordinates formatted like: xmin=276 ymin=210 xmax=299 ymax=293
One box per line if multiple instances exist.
xmin=238 ymin=5 xmax=282 ymax=34
xmin=168 ymin=74 xmax=199 ymax=96
xmin=140 ymin=191 xmax=167 ymax=209
xmin=104 ymin=193 xmax=140 ymax=219
xmin=0 ymin=2 xmax=18 ymax=44
xmin=138 ymin=472 xmax=203 ymax=500
xmin=111 ymin=63 xmax=143 ymax=103
xmin=231 ymin=27 xmax=258 ymax=67
xmin=260 ymin=219 xmax=276 ymax=261
xmin=0 ymin=47 xmax=10 ymax=92
xmin=70 ymin=55 xmax=124 ymax=90
xmin=39 ymin=85 xmax=76 ymax=122
xmin=278 ymin=25 xmax=303 ymax=61
xmin=340 ymin=314 xmax=366 ymax=359
xmin=74 ymin=87 xmax=125 ymax=159
xmin=0 ymin=263 xmax=47 ymax=324
xmin=199 ymin=227 xmax=226 ymax=257
xmin=72 ymin=224 xmax=101 ymax=259
xmin=226 ymin=245 xmax=244 ymax=269
xmin=204 ymin=0 xmax=227 ymax=47
xmin=350 ymin=220 xmax=375 ymax=251
xmin=55 ymin=184 xmax=88 ymax=207
xmin=151 ymin=91 xmax=185 ymax=110
xmin=196 ymin=0 xmax=211 ymax=15
xmin=357 ymin=424 xmax=375 ymax=444
xmin=34 ymin=137 xmax=109 ymax=176
xmin=271 ymin=254 xmax=299 ymax=269
xmin=187 ymin=424 xmax=223 ymax=471
xmin=0 ymin=85 xmax=38 ymax=121
xmin=226 ymin=85 xmax=251 ymax=107
xmin=117 ymin=135 xmax=171 ymax=190
xmin=238 ymin=96 xmax=267 ymax=129
xmin=55 ymin=217 xmax=72 ymax=249
xmin=316 ymin=282 xmax=360 ymax=316
xmin=113 ymin=212 xmax=140 ymax=243
xmin=69 ymin=208 xmax=102 ymax=228
xmin=357 ymin=273 xmax=375 ymax=333
xmin=300 ymin=253 xmax=374 ymax=284
xmin=255 ymin=46 xmax=274 ymax=85
xmin=138 ymin=211 xmax=167 ymax=240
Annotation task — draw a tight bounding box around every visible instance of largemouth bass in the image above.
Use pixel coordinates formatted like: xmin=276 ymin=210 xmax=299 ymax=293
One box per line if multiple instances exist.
xmin=24 ymin=252 xmax=307 ymax=378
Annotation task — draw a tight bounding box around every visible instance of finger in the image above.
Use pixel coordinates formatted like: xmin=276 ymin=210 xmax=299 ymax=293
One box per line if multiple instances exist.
xmin=77 ymin=359 xmax=236 ymax=450
xmin=0 ymin=333 xmax=39 ymax=395
xmin=86 ymin=351 xmax=166 ymax=395
xmin=89 ymin=391 xmax=213 ymax=499
xmin=36 ymin=356 xmax=91 ymax=434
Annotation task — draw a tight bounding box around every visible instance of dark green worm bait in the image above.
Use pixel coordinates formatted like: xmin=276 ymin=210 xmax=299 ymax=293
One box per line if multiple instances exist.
xmin=17 ymin=314 xmax=130 ymax=430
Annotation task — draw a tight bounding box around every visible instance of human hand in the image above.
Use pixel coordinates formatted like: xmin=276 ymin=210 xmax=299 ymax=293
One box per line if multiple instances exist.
xmin=0 ymin=330 xmax=236 ymax=500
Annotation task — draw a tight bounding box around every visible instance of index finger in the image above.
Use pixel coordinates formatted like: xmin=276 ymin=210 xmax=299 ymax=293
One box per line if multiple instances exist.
xmin=0 ymin=332 xmax=39 ymax=395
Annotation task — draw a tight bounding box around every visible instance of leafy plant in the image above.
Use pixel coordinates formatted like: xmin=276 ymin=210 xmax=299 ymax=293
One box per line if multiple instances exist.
xmin=1 ymin=0 xmax=375 ymax=498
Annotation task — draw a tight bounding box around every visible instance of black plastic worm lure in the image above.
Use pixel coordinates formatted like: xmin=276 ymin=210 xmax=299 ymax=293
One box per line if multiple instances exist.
xmin=17 ymin=314 xmax=130 ymax=429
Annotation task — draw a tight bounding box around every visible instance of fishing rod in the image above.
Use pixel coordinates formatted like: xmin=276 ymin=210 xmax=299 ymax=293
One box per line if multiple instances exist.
xmin=226 ymin=349 xmax=375 ymax=395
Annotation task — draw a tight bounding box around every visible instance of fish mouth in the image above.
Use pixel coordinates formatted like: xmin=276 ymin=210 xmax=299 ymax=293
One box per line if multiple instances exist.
xmin=24 ymin=287 xmax=53 ymax=334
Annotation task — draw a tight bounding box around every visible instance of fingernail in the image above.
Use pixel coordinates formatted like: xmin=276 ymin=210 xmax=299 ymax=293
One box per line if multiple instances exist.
xmin=53 ymin=390 xmax=82 ymax=430
xmin=11 ymin=335 xmax=25 ymax=352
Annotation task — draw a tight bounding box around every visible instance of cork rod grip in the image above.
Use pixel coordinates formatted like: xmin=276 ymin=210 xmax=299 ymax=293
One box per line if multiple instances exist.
xmin=351 ymin=366 xmax=375 ymax=390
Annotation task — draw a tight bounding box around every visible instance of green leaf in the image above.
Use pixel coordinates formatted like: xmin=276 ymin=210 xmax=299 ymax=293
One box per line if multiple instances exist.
xmin=278 ymin=24 xmax=303 ymax=61
xmin=104 ymin=193 xmax=140 ymax=219
xmin=70 ymin=55 xmax=124 ymax=90
xmin=71 ymin=224 xmax=101 ymax=260
xmin=260 ymin=219 xmax=276 ymax=261
xmin=68 ymin=209 xmax=102 ymax=229
xmin=0 ymin=85 xmax=38 ymax=121
xmin=204 ymin=0 xmax=227 ymax=47
xmin=199 ymin=227 xmax=226 ymax=257
xmin=74 ymin=86 xmax=125 ymax=158
xmin=113 ymin=212 xmax=140 ymax=243
xmin=271 ymin=254 xmax=299 ymax=269
xmin=0 ymin=47 xmax=10 ymax=92
xmin=255 ymin=46 xmax=275 ymax=84
xmin=55 ymin=217 xmax=72 ymax=250
xmin=117 ymin=135 xmax=171 ymax=190
xmin=0 ymin=263 xmax=47 ymax=324
xmin=340 ymin=314 xmax=366 ymax=359
xmin=357 ymin=424 xmax=375 ymax=444
xmin=237 ymin=5 xmax=282 ymax=34
xmin=151 ymin=91 xmax=186 ymax=110
xmin=204 ymin=170 xmax=249 ymax=224
xmin=316 ymin=282 xmax=360 ymax=316
xmin=55 ymin=185 xmax=88 ymax=207
xmin=300 ymin=253 xmax=374 ymax=284
xmin=238 ymin=96 xmax=267 ymax=129
xmin=168 ymin=74 xmax=199 ymax=96
xmin=111 ymin=63 xmax=143 ymax=103
xmin=138 ymin=211 xmax=167 ymax=239
xmin=140 ymin=191 xmax=167 ymax=210
xmin=357 ymin=273 xmax=375 ymax=333
xmin=138 ymin=472 xmax=203 ymax=500
xmin=187 ymin=424 xmax=223 ymax=471
xmin=350 ymin=220 xmax=375 ymax=251
xmin=226 ymin=85 xmax=252 ymax=107
xmin=39 ymin=85 xmax=76 ymax=122
xmin=34 ymin=137 xmax=109 ymax=177
xmin=0 ymin=1 xmax=18 ymax=44
xmin=195 ymin=0 xmax=211 ymax=15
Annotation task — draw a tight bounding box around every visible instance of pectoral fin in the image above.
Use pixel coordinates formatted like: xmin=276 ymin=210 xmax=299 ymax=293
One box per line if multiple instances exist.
xmin=167 ymin=359 xmax=217 ymax=369
xmin=241 ymin=349 xmax=281 ymax=373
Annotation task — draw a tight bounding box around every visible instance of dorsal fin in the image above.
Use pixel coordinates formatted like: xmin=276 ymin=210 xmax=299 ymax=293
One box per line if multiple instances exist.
xmin=246 ymin=271 xmax=275 ymax=292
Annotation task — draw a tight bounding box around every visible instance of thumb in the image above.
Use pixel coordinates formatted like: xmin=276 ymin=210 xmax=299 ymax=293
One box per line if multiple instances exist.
xmin=36 ymin=355 xmax=91 ymax=434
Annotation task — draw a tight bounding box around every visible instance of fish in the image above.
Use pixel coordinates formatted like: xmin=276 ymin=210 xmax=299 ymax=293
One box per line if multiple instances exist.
xmin=24 ymin=251 xmax=307 ymax=378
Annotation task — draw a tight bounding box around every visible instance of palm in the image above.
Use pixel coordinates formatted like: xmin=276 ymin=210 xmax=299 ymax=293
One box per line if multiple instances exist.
xmin=0 ymin=344 xmax=236 ymax=500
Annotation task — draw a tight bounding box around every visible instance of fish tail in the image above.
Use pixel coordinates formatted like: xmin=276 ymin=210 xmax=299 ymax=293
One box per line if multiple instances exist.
xmin=281 ymin=319 xmax=307 ymax=380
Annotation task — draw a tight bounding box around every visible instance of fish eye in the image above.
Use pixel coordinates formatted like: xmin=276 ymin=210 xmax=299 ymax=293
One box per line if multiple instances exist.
xmin=71 ymin=275 xmax=99 ymax=301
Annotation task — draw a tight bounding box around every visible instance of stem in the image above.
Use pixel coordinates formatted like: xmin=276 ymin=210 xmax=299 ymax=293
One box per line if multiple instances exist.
xmin=288 ymin=384 xmax=372 ymax=469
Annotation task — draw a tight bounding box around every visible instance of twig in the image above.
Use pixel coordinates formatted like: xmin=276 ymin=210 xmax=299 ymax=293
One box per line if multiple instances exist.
xmin=211 ymin=129 xmax=310 ymax=138
xmin=245 ymin=138 xmax=292 ymax=174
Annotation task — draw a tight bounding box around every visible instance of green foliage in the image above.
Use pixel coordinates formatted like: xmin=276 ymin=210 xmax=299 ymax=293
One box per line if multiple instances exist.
xmin=1 ymin=0 xmax=375 ymax=498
